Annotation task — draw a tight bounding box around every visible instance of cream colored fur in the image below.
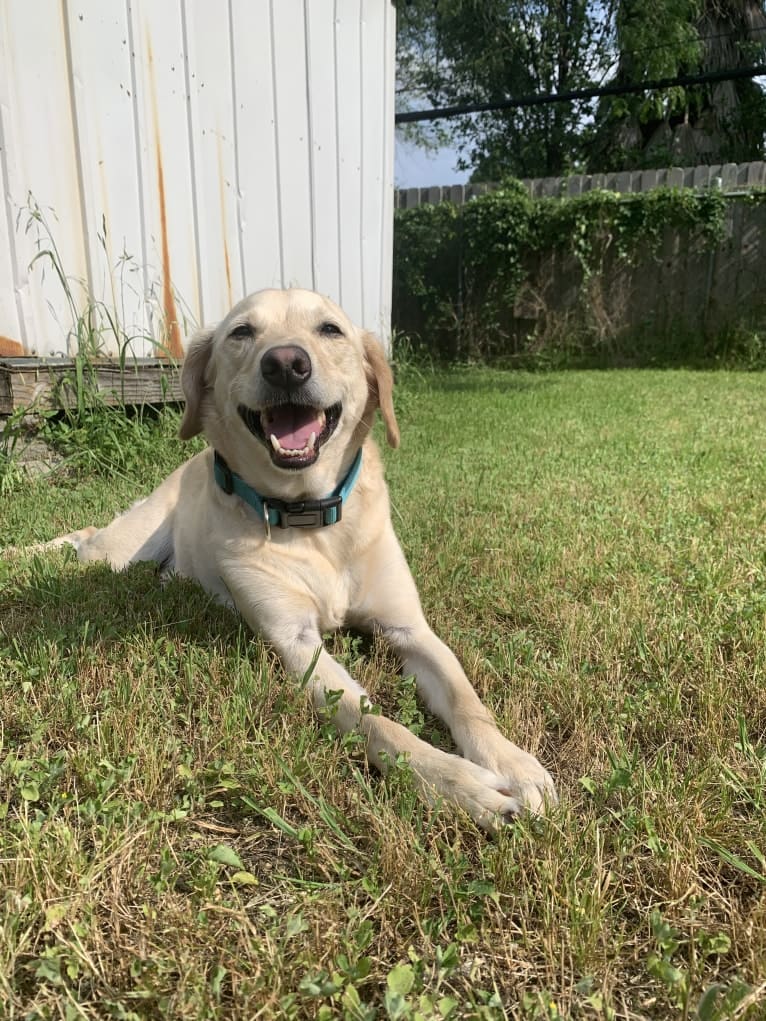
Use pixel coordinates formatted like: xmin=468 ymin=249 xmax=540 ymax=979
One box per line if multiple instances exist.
xmin=22 ymin=288 xmax=556 ymax=829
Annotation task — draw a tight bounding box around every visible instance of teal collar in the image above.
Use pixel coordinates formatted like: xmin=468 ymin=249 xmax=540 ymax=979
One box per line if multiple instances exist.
xmin=213 ymin=448 xmax=363 ymax=531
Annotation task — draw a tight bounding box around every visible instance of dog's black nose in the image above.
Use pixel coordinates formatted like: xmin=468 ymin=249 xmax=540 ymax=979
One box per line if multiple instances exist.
xmin=260 ymin=345 xmax=312 ymax=391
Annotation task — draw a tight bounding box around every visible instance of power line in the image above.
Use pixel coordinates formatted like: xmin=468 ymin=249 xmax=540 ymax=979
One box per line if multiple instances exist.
xmin=395 ymin=63 xmax=766 ymax=124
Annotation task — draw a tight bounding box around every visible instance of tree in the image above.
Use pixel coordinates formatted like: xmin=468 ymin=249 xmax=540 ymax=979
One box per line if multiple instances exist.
xmin=395 ymin=0 xmax=766 ymax=178
xmin=590 ymin=0 xmax=766 ymax=169
xmin=396 ymin=0 xmax=616 ymax=178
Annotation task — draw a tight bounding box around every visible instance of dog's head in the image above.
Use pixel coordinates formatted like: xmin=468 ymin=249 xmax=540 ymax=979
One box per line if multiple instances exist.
xmin=179 ymin=289 xmax=399 ymax=490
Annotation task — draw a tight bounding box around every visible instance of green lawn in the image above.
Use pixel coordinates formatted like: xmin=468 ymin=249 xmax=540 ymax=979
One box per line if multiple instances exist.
xmin=2 ymin=367 xmax=766 ymax=1019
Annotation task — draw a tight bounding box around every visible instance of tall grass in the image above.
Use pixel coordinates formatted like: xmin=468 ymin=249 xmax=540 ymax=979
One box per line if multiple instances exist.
xmin=1 ymin=366 xmax=766 ymax=1018
xmin=0 ymin=198 xmax=190 ymax=497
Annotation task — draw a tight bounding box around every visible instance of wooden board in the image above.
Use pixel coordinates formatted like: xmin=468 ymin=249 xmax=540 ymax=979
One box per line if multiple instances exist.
xmin=0 ymin=357 xmax=183 ymax=415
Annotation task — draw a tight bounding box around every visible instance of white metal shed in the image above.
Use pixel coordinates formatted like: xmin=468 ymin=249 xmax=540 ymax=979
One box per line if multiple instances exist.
xmin=0 ymin=0 xmax=396 ymax=359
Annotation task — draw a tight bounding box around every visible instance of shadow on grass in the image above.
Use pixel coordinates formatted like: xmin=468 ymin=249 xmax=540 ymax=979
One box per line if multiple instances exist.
xmin=3 ymin=550 xmax=454 ymax=764
xmin=3 ymin=553 xmax=422 ymax=716
xmin=3 ymin=555 xmax=243 ymax=656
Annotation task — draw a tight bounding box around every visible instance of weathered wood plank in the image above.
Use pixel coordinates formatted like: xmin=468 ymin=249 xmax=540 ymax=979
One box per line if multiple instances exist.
xmin=0 ymin=358 xmax=183 ymax=415
xmin=721 ymin=163 xmax=739 ymax=189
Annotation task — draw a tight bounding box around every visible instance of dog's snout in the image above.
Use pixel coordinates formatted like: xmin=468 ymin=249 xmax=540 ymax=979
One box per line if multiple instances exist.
xmin=260 ymin=345 xmax=312 ymax=391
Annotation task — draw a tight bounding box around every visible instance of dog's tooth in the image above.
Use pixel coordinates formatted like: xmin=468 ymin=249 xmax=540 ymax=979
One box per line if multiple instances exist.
xmin=270 ymin=434 xmax=280 ymax=452
xmin=308 ymin=431 xmax=316 ymax=450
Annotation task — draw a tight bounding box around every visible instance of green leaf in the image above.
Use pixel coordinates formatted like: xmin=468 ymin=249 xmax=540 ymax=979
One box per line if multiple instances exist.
xmin=34 ymin=954 xmax=63 ymax=985
xmin=43 ymin=903 xmax=69 ymax=930
xmin=20 ymin=782 xmax=40 ymax=801
xmin=210 ymin=964 xmax=227 ymax=998
xmin=230 ymin=870 xmax=258 ymax=886
xmin=438 ymin=996 xmax=458 ymax=1017
xmin=383 ymin=992 xmax=407 ymax=1020
xmin=387 ymin=963 xmax=415 ymax=996
xmin=700 ymin=837 xmax=766 ymax=883
xmin=207 ymin=844 xmax=243 ymax=869
xmin=696 ymin=984 xmax=724 ymax=1021
xmin=579 ymin=776 xmax=598 ymax=796
xmin=342 ymin=984 xmax=367 ymax=1018
xmin=285 ymin=913 xmax=308 ymax=938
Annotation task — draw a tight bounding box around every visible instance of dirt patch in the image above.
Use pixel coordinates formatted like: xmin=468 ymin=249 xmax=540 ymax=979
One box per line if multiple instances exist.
xmin=0 ymin=421 xmax=65 ymax=478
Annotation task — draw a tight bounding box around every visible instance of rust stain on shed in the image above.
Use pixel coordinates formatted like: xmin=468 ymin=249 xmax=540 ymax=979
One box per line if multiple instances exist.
xmin=156 ymin=148 xmax=184 ymax=359
xmin=147 ymin=33 xmax=184 ymax=360
xmin=222 ymin=233 xmax=232 ymax=309
xmin=0 ymin=335 xmax=25 ymax=356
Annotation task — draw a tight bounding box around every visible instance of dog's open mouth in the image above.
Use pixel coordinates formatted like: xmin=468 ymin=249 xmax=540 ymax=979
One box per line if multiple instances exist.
xmin=238 ymin=402 xmax=342 ymax=469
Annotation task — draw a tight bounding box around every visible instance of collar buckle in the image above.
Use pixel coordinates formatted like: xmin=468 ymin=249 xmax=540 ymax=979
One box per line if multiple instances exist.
xmin=273 ymin=495 xmax=342 ymax=529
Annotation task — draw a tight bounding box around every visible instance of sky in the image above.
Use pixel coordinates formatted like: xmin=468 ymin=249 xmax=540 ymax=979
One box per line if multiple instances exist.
xmin=394 ymin=136 xmax=469 ymax=189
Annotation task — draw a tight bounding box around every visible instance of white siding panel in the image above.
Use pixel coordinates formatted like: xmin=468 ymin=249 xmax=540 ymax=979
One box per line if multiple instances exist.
xmin=0 ymin=133 xmax=22 ymax=354
xmin=361 ymin=0 xmax=386 ymax=334
xmin=305 ymin=0 xmax=341 ymax=302
xmin=0 ymin=0 xmax=89 ymax=355
xmin=0 ymin=1 xmax=395 ymax=356
xmin=271 ymin=0 xmax=314 ymax=290
xmin=66 ymin=0 xmax=149 ymax=355
xmin=130 ymin=0 xmax=199 ymax=356
xmin=334 ymin=0 xmax=364 ymax=325
xmin=185 ymin=0 xmax=244 ymax=320
xmin=379 ymin=0 xmax=396 ymax=341
xmin=230 ymin=0 xmax=282 ymax=293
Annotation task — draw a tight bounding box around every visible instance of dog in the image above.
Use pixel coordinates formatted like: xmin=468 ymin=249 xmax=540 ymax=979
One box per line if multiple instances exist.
xmin=25 ymin=288 xmax=556 ymax=829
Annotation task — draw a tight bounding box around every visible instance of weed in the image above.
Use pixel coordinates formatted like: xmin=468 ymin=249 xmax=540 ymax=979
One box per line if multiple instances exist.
xmin=0 ymin=409 xmax=26 ymax=496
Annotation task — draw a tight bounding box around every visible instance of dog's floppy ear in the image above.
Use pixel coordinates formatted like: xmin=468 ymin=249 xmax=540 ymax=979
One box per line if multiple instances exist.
xmin=178 ymin=325 xmax=216 ymax=440
xmin=363 ymin=331 xmax=400 ymax=449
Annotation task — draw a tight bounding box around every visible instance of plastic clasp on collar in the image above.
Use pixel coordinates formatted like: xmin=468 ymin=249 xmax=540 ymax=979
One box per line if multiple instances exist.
xmin=272 ymin=495 xmax=343 ymax=529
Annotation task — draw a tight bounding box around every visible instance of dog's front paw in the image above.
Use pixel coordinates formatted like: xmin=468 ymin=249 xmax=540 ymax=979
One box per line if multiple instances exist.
xmin=412 ymin=752 xmax=552 ymax=832
xmin=474 ymin=739 xmax=557 ymax=817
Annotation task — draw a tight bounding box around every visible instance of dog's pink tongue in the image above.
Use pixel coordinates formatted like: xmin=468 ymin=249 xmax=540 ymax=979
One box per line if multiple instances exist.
xmin=267 ymin=405 xmax=322 ymax=450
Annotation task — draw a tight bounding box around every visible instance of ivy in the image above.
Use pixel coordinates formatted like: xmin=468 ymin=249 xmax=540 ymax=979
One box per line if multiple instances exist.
xmin=391 ymin=201 xmax=461 ymax=356
xmin=392 ymin=181 xmax=746 ymax=365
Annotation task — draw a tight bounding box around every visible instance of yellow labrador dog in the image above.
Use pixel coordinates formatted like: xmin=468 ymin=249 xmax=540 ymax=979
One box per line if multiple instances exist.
xmin=35 ymin=288 xmax=555 ymax=828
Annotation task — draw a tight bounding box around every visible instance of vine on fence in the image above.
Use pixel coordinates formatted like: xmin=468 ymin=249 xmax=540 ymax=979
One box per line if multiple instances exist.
xmin=392 ymin=181 xmax=765 ymax=365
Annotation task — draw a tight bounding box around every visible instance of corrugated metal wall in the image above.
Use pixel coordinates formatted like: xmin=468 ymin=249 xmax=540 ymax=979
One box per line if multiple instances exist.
xmin=0 ymin=0 xmax=396 ymax=359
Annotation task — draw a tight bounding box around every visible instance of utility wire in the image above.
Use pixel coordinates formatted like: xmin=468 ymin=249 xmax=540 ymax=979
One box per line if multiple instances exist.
xmin=395 ymin=63 xmax=766 ymax=124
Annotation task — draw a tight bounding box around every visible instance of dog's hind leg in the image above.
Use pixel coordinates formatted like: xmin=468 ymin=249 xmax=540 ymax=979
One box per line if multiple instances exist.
xmin=60 ymin=485 xmax=178 ymax=571
xmin=9 ymin=461 xmax=188 ymax=571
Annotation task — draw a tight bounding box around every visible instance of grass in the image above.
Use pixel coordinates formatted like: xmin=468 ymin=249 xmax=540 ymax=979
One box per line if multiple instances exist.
xmin=2 ymin=366 xmax=766 ymax=1019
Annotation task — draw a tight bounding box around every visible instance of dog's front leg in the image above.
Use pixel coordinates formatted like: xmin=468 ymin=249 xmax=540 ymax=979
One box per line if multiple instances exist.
xmin=274 ymin=626 xmax=537 ymax=827
xmin=393 ymin=624 xmax=557 ymax=815
xmin=222 ymin=575 xmax=530 ymax=829
xmin=354 ymin=533 xmax=557 ymax=816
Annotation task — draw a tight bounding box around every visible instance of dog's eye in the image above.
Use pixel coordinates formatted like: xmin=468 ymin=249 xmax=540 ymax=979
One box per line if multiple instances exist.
xmin=229 ymin=323 xmax=254 ymax=340
xmin=318 ymin=321 xmax=343 ymax=338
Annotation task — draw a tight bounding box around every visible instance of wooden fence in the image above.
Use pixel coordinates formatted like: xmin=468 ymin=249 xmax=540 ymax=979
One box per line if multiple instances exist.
xmin=392 ymin=160 xmax=766 ymax=361
xmin=395 ymin=160 xmax=766 ymax=209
